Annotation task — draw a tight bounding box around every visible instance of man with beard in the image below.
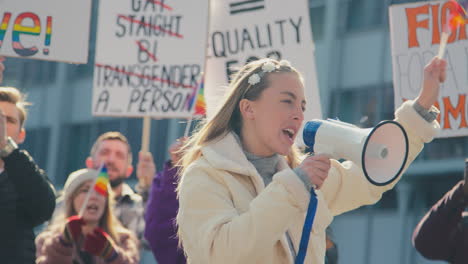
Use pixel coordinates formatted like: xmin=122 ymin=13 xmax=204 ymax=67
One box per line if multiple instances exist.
xmin=85 ymin=131 xmax=156 ymax=249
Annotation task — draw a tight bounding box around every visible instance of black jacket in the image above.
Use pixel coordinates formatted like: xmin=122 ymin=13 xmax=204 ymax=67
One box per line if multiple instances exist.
xmin=0 ymin=149 xmax=56 ymax=264
xmin=412 ymin=181 xmax=468 ymax=264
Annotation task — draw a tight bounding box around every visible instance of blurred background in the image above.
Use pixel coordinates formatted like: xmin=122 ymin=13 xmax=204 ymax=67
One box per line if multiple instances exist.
xmin=2 ymin=0 xmax=460 ymax=263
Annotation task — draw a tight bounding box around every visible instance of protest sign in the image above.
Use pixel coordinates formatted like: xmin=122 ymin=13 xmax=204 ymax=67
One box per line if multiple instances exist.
xmin=205 ymin=0 xmax=322 ymax=121
xmin=0 ymin=0 xmax=92 ymax=63
xmin=93 ymin=0 xmax=209 ymax=118
xmin=390 ymin=0 xmax=468 ymax=137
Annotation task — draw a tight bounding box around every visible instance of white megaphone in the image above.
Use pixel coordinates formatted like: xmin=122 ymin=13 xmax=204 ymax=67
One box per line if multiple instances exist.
xmin=300 ymin=119 xmax=409 ymax=186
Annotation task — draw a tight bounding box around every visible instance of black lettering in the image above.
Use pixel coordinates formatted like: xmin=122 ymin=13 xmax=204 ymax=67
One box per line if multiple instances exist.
xmin=190 ymin=65 xmax=201 ymax=88
xmin=131 ymin=0 xmax=142 ymax=12
xmin=162 ymin=90 xmax=172 ymax=112
xmin=139 ymin=89 xmax=151 ymax=112
xmin=137 ymin=39 xmax=150 ymax=63
xmin=226 ymin=29 xmax=239 ymax=55
xmin=171 ymin=92 xmax=183 ymax=111
xmin=173 ymin=16 xmax=182 ymax=35
xmin=226 ymin=60 xmax=238 ymax=82
xmin=115 ymin=16 xmax=126 ymax=37
xmin=128 ymin=15 xmax=137 ymax=36
xmin=136 ymin=16 xmax=148 ymax=36
xmin=161 ymin=65 xmax=171 ymax=88
xmin=290 ymin=17 xmax=303 ymax=43
xmin=241 ymin=29 xmax=254 ymax=51
xmin=266 ymin=24 xmax=272 ymax=47
xmin=95 ymin=90 xmax=110 ymax=113
xmin=144 ymin=0 xmax=156 ymax=12
xmin=275 ymin=19 xmax=286 ymax=45
xmin=128 ymin=89 xmax=141 ymax=112
xmin=103 ymin=66 xmax=113 ymax=86
xmin=150 ymin=88 xmax=162 ymax=112
xmin=212 ymin=31 xmax=226 ymax=57
xmin=141 ymin=65 xmax=151 ymax=88
xmin=170 ymin=65 xmax=181 ymax=88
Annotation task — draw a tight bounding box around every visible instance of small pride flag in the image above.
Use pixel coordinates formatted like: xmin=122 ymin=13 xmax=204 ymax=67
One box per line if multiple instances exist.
xmin=449 ymin=0 xmax=467 ymax=30
xmin=194 ymin=81 xmax=206 ymax=117
xmin=94 ymin=165 xmax=109 ymax=196
xmin=187 ymin=78 xmax=206 ymax=117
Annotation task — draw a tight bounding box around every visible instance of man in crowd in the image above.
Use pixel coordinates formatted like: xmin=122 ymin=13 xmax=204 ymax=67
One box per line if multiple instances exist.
xmin=85 ymin=131 xmax=156 ymax=258
xmin=0 ymin=56 xmax=56 ymax=263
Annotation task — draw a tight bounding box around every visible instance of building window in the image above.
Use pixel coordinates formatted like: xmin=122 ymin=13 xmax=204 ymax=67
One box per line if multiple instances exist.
xmin=309 ymin=5 xmax=326 ymax=40
xmin=418 ymin=137 xmax=468 ymax=161
xmin=329 ymin=86 xmax=379 ymax=128
xmin=2 ymin=59 xmax=23 ymax=87
xmin=21 ymin=127 xmax=50 ymax=169
xmin=345 ymin=0 xmax=385 ymax=32
xmin=22 ymin=60 xmax=58 ymax=88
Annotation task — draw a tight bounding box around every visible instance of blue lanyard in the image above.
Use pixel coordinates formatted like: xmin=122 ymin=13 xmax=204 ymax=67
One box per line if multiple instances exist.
xmin=295 ymin=189 xmax=318 ymax=264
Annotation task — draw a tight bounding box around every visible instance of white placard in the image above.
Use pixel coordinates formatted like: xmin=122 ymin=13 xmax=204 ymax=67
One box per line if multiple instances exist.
xmin=205 ymin=0 xmax=322 ymax=121
xmin=390 ymin=0 xmax=468 ymax=137
xmin=93 ymin=0 xmax=209 ymax=118
xmin=0 ymin=0 xmax=92 ymax=63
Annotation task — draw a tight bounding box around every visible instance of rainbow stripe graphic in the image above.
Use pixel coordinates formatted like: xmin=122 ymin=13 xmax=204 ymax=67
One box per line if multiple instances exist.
xmin=187 ymin=79 xmax=206 ymax=117
xmin=449 ymin=0 xmax=468 ymax=30
xmin=43 ymin=16 xmax=52 ymax=55
xmin=0 ymin=12 xmax=11 ymax=47
xmin=12 ymin=12 xmax=40 ymax=56
xmin=94 ymin=166 xmax=109 ymax=197
xmin=194 ymin=82 xmax=206 ymax=116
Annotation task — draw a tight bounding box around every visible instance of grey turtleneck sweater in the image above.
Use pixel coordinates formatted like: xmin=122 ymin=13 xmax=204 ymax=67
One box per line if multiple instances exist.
xmin=234 ymin=133 xmax=310 ymax=259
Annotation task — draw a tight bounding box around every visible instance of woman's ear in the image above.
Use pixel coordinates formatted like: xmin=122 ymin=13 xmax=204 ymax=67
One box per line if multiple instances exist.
xmin=239 ymin=99 xmax=256 ymax=120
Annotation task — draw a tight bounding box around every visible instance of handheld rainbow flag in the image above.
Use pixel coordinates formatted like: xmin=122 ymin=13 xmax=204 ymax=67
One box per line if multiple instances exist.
xmin=450 ymin=0 xmax=467 ymax=29
xmin=439 ymin=0 xmax=468 ymax=58
xmin=187 ymin=78 xmax=206 ymax=117
xmin=94 ymin=165 xmax=109 ymax=196
xmin=194 ymin=81 xmax=206 ymax=117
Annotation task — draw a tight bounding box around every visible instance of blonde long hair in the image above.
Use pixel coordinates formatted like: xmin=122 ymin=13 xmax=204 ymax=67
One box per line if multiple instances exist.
xmin=46 ymin=181 xmax=132 ymax=243
xmin=180 ymin=58 xmax=304 ymax=175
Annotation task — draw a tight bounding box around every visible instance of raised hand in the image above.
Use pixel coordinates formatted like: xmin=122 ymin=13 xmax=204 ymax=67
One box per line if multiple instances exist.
xmin=416 ymin=57 xmax=447 ymax=109
xmin=299 ymin=154 xmax=331 ymax=189
xmin=136 ymin=151 xmax=156 ymax=188
xmin=61 ymin=215 xmax=85 ymax=245
xmin=84 ymin=227 xmax=118 ymax=261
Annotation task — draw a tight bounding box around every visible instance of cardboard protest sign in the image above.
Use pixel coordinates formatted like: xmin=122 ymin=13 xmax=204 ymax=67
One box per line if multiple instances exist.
xmin=93 ymin=0 xmax=209 ymax=118
xmin=0 ymin=0 xmax=92 ymax=63
xmin=390 ymin=0 xmax=468 ymax=137
xmin=204 ymin=0 xmax=322 ymax=121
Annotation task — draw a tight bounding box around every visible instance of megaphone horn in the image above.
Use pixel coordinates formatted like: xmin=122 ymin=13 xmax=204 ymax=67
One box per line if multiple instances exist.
xmin=302 ymin=119 xmax=409 ymax=186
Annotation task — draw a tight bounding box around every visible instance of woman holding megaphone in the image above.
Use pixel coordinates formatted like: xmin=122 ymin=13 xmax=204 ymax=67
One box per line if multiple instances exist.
xmin=176 ymin=57 xmax=446 ymax=263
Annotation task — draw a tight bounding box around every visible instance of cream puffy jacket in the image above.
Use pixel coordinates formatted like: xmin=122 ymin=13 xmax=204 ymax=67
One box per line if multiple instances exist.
xmin=177 ymin=101 xmax=439 ymax=264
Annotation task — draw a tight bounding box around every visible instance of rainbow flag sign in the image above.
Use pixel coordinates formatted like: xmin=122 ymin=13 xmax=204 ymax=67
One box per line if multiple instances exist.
xmin=194 ymin=81 xmax=206 ymax=117
xmin=94 ymin=165 xmax=109 ymax=196
xmin=188 ymin=78 xmax=206 ymax=117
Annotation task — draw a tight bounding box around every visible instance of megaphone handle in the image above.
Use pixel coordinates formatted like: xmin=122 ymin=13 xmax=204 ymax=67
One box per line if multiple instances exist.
xmin=295 ymin=189 xmax=318 ymax=264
